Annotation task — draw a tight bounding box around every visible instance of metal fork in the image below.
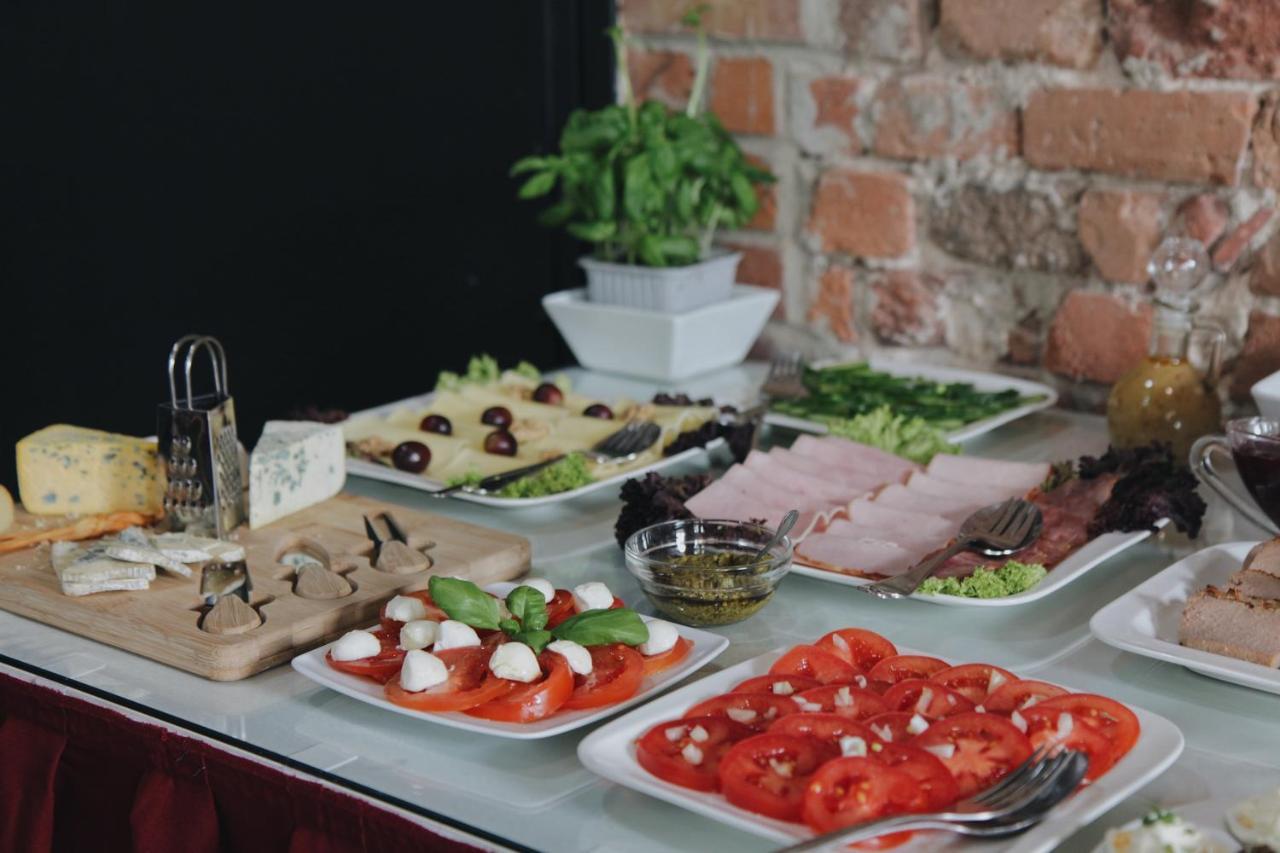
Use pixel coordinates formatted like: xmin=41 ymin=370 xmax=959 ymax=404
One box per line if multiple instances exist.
xmin=860 ymin=497 xmax=1044 ymax=600
xmin=429 ymin=420 xmax=662 ymax=497
xmin=777 ymin=749 xmax=1088 ymax=852
xmin=761 ymin=352 xmax=809 ymax=401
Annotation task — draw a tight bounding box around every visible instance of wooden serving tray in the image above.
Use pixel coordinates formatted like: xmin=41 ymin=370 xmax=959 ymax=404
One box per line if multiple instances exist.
xmin=0 ymin=494 xmax=530 ymax=680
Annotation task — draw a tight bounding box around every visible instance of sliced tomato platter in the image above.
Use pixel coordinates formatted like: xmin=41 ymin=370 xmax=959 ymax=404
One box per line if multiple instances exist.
xmin=577 ymin=627 xmax=1184 ymax=851
xmin=291 ymin=582 xmax=729 ymax=740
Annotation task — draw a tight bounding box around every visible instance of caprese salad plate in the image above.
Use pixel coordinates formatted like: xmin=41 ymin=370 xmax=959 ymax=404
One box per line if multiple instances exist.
xmin=763 ymin=358 xmax=1058 ymax=444
xmin=790 ymin=525 xmax=1161 ymax=607
xmin=577 ymin=628 xmax=1183 ymax=851
xmin=292 ymin=581 xmax=729 ymax=740
xmin=1090 ymin=541 xmax=1280 ymax=696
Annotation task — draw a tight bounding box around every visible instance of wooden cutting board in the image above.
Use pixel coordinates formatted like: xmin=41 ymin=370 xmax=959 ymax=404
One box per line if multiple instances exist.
xmin=0 ymin=494 xmax=530 ymax=681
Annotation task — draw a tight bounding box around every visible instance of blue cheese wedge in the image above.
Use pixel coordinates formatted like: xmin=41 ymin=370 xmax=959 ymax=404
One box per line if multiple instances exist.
xmin=249 ymin=421 xmax=345 ymax=529
xmin=51 ymin=540 xmax=155 ymax=596
xmin=17 ymin=425 xmax=164 ymax=516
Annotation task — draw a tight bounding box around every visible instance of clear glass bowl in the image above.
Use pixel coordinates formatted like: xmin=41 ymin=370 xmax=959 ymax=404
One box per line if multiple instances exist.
xmin=623 ymin=518 xmax=793 ymax=627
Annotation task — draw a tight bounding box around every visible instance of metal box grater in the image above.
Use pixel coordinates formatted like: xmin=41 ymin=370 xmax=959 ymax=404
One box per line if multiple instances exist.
xmin=157 ymin=335 xmax=245 ymax=537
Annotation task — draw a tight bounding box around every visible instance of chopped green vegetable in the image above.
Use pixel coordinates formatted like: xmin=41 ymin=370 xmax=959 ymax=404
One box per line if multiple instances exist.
xmin=433 ymin=353 xmax=504 ymax=391
xmin=1141 ymin=808 xmax=1178 ymax=826
xmin=1040 ymin=460 xmax=1076 ymax=493
xmin=497 ymin=453 xmax=594 ymax=498
xmin=512 ymin=360 xmax=541 ymax=381
xmin=818 ymin=406 xmax=959 ymax=464
xmin=773 ymin=362 xmax=1041 ymax=431
xmin=916 ymin=561 xmax=1047 ymax=598
xmin=446 ymin=470 xmax=485 ymax=488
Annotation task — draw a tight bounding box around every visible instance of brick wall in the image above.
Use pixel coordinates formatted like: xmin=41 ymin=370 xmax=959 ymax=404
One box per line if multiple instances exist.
xmin=618 ymin=0 xmax=1280 ymax=408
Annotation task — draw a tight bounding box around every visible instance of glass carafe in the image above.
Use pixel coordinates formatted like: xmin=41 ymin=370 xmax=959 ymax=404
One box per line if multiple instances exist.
xmin=1106 ymin=237 xmax=1224 ymax=461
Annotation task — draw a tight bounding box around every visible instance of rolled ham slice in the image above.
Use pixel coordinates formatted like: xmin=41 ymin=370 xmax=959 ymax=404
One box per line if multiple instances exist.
xmin=926 ymin=455 xmax=1049 ymax=494
xmin=791 ymin=435 xmax=918 ymax=484
xmin=845 ymin=499 xmax=955 ymax=542
xmin=768 ymin=448 xmax=885 ymax=492
xmin=906 ymin=471 xmax=1022 ymax=504
xmin=742 ymin=451 xmax=863 ymax=504
xmin=796 ymin=534 xmax=915 ymax=577
xmin=872 ymin=483 xmax=982 ymax=522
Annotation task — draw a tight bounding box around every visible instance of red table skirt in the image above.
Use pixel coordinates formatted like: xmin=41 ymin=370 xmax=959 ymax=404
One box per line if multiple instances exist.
xmin=0 ymin=670 xmax=490 ymax=853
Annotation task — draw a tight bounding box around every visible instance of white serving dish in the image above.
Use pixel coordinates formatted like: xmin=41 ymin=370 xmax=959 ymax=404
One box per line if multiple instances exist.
xmin=1090 ymin=541 xmax=1280 ymax=695
xmin=1251 ymin=369 xmax=1280 ymax=421
xmin=580 ymin=251 xmax=741 ymax=313
xmin=791 ymin=523 xmax=1163 ymax=607
xmin=1088 ymin=798 xmax=1238 ymax=853
xmin=764 ymin=358 xmax=1058 ymax=442
xmin=291 ymin=582 xmax=730 ymax=740
xmin=543 ymin=285 xmax=779 ymax=382
xmin=343 ymin=391 xmax=724 ymax=508
xmin=578 ymin=641 xmax=1184 ymax=851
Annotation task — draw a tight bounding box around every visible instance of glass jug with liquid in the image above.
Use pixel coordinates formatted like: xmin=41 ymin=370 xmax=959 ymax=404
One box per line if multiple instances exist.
xmin=1106 ymin=237 xmax=1224 ymax=461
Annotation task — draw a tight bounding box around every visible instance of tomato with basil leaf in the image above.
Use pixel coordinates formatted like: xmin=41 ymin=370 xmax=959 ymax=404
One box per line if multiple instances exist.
xmin=912 ymin=712 xmax=1032 ymax=798
xmin=930 ymin=663 xmax=1017 ymax=704
xmin=685 ymin=692 xmax=799 ymax=731
xmin=792 ymin=685 xmax=889 ymax=721
xmin=562 ymin=644 xmax=644 ymax=710
xmin=325 ymin=628 xmax=405 ymax=683
xmin=465 ymin=652 xmax=574 ymax=722
xmin=641 ymin=636 xmax=693 ymax=678
xmin=882 ymin=679 xmax=975 ymax=720
xmin=383 ymin=647 xmax=513 ymax=712
xmin=984 ymin=679 xmax=1067 ymax=715
xmin=770 ymin=644 xmax=859 ymax=685
xmin=734 ymin=673 xmax=822 ymax=697
xmin=636 ymin=715 xmax=755 ymax=792
xmin=815 ymin=629 xmax=898 ymax=672
xmin=866 ymin=655 xmax=948 ymax=692
xmin=719 ymin=734 xmax=839 ymax=822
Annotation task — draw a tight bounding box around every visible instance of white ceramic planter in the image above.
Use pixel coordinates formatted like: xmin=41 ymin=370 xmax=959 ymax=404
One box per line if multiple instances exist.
xmin=578 ymin=251 xmax=742 ymax=312
xmin=542 ymin=284 xmax=779 ymax=381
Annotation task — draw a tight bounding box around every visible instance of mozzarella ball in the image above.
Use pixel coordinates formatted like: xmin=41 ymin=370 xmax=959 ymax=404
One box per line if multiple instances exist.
xmin=433 ymin=620 xmax=481 ymax=651
xmin=638 ymin=620 xmax=679 ymax=656
xmin=384 ymin=595 xmax=428 ymax=623
xmin=330 ymin=629 xmax=381 ymax=661
xmin=399 ymin=619 xmax=440 ymax=651
xmin=399 ymin=650 xmax=449 ymax=692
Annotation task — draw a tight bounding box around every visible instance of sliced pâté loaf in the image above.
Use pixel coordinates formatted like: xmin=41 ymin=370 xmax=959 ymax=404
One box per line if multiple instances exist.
xmin=1231 ymin=539 xmax=1280 ymax=600
xmin=1179 ymin=586 xmax=1280 ymax=667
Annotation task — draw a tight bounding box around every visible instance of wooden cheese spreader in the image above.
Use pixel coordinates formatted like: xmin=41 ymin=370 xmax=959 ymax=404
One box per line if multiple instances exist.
xmin=0 ymin=494 xmax=531 ymax=680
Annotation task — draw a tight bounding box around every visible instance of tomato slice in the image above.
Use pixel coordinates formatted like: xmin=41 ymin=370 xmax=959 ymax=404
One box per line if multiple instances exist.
xmin=734 ymin=674 xmax=823 ymax=697
xmin=720 ymin=733 xmax=839 ymax=822
xmin=930 ymin=663 xmax=1018 ymax=704
xmin=881 ymin=679 xmax=975 ymax=720
xmin=383 ymin=647 xmax=513 ymax=712
xmin=562 ymin=644 xmax=644 ymax=710
xmin=465 ymin=652 xmax=574 ymax=722
xmin=636 ymin=715 xmax=755 ymax=792
xmin=642 ymin=636 xmax=693 ymax=678
xmin=379 ymin=589 xmax=450 ymax=631
xmin=913 ymin=712 xmax=1033 ymax=798
xmin=869 ymin=743 xmax=958 ymax=812
xmin=685 ymin=692 xmax=799 ymax=730
xmin=769 ymin=712 xmax=876 ymax=745
xmin=815 ymin=629 xmax=898 ymax=672
xmin=866 ymin=655 xmax=949 ymax=693
xmin=544 ymin=590 xmax=577 ymax=629
xmin=325 ymin=628 xmax=405 ymax=683
xmin=865 ymin=712 xmax=921 ymax=744
xmin=770 ymin=644 xmax=860 ymax=685
xmin=1019 ymin=694 xmax=1139 ymax=781
xmin=984 ymin=680 xmax=1068 ymax=715
xmin=792 ymin=685 xmax=889 ymax=721
xmin=801 ymin=756 xmax=916 ymax=834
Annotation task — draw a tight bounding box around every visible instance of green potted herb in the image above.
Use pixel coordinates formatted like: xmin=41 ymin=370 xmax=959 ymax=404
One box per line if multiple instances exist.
xmin=511 ymin=9 xmax=773 ymax=312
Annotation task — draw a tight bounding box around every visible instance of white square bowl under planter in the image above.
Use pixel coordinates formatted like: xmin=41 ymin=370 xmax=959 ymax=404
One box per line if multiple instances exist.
xmin=1251 ymin=368 xmax=1280 ymax=420
xmin=543 ymin=284 xmax=779 ymax=382
xmin=579 ymin=251 xmax=741 ymax=312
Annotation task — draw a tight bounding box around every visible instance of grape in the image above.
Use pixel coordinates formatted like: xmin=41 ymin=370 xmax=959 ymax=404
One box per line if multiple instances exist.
xmin=391 ymin=441 xmax=431 ymax=473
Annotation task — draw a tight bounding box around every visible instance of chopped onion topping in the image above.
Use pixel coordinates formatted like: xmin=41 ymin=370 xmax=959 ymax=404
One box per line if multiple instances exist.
xmin=922 ymin=743 xmax=956 ymax=761
xmin=726 ymin=708 xmax=757 ymax=724
xmin=665 ymin=726 xmax=687 ymax=742
xmin=772 ymin=681 xmax=794 ymax=696
xmin=681 ymin=743 xmax=703 ymax=765
xmin=689 ymin=725 xmax=709 ymax=743
xmin=1010 ymin=710 xmax=1028 ymax=733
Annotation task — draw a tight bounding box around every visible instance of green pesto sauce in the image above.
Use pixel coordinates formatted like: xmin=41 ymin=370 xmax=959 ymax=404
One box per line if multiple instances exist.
xmin=648 ymin=549 xmax=776 ymax=626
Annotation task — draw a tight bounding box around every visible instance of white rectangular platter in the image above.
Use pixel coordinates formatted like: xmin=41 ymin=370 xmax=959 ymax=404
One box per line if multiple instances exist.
xmin=577 ymin=643 xmax=1184 ymax=851
xmin=790 ymin=524 xmax=1161 ymax=607
xmin=291 ymin=583 xmax=730 ymax=740
xmin=343 ymin=390 xmax=724 ymax=508
xmin=1090 ymin=541 xmax=1280 ymax=695
xmin=764 ymin=358 xmax=1058 ymax=443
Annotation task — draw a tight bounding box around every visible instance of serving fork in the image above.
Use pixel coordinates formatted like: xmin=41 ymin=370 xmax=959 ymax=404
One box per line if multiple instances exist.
xmin=761 ymin=352 xmax=810 ymax=403
xmin=860 ymin=497 xmax=1044 ymax=600
xmin=429 ymin=420 xmax=662 ymax=498
xmin=776 ymin=748 xmax=1088 ymax=852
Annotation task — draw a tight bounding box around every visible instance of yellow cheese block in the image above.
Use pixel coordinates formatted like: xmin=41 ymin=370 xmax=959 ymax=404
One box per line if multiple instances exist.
xmin=0 ymin=485 xmax=12 ymax=533
xmin=17 ymin=425 xmax=164 ymax=516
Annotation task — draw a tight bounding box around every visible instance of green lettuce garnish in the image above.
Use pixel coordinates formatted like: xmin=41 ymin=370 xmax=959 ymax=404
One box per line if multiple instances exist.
xmin=434 ymin=354 xmax=502 ymax=391
xmin=916 ymin=561 xmax=1047 ymax=598
xmin=512 ymin=360 xmax=541 ymax=381
xmin=445 ymin=470 xmax=485 ymax=488
xmin=818 ymin=406 xmax=959 ymax=464
xmin=498 ymin=453 xmax=593 ymax=498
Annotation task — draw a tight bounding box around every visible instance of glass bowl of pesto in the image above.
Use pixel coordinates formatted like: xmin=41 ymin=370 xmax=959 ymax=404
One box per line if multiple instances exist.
xmin=624 ymin=518 xmax=792 ymax=627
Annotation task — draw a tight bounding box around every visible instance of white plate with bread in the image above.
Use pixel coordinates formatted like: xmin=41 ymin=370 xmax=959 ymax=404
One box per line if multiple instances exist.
xmin=1090 ymin=540 xmax=1280 ymax=695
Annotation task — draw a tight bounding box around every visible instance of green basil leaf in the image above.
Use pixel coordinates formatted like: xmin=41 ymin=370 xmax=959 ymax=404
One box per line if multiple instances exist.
xmin=505 ymin=586 xmax=549 ymax=632
xmin=567 ymin=220 xmax=616 ymax=242
xmin=428 ymin=576 xmax=501 ymax=630
xmin=499 ymin=618 xmax=521 ymax=636
xmin=551 ymin=608 xmax=649 ymax=647
xmin=510 ymin=155 xmax=549 ymax=176
xmin=518 ymin=170 xmax=557 ymax=200
xmin=513 ymin=629 xmax=552 ymax=654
